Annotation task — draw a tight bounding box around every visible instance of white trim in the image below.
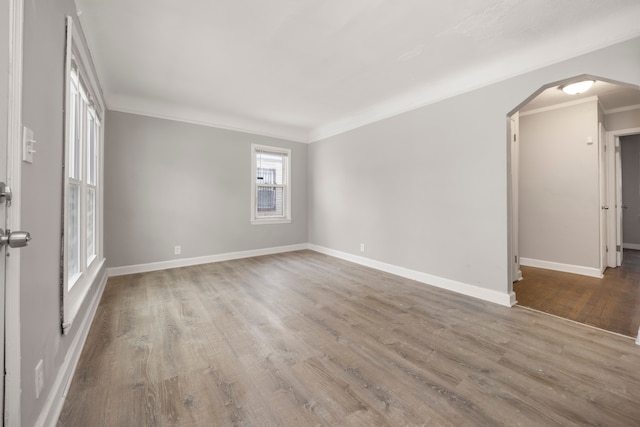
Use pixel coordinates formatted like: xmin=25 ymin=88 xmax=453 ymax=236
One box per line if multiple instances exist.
xmin=35 ymin=266 xmax=108 ymax=427
xmin=309 ymin=22 xmax=640 ymax=142
xmin=250 ymin=144 xmax=292 ymax=224
xmin=67 ymin=15 xmax=105 ymax=115
xmin=107 ymin=244 xmax=308 ymax=277
xmin=607 ymin=127 xmax=640 ymax=267
xmin=108 ymin=243 xmax=517 ymax=308
xmin=308 ymin=244 xmax=516 ymax=307
xmin=604 ymin=104 xmax=640 ymax=115
xmin=623 ymin=243 xmax=640 ymax=250
xmin=519 ymin=96 xmax=599 ymax=117
xmin=109 ymin=102 xmax=309 ymax=144
xmin=62 ymin=16 xmax=106 ymax=334
xmin=86 ymin=10 xmax=640 ymax=144
xmin=251 ymin=219 xmax=292 ymax=225
xmin=520 ymin=257 xmax=603 ymax=278
xmin=62 ymin=259 xmax=106 ymax=334
xmin=5 ymin=0 xmax=23 ymax=424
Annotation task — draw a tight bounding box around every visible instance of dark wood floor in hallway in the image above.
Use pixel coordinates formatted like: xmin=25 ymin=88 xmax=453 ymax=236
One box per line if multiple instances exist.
xmin=514 ymin=249 xmax=640 ymax=338
xmin=58 ymin=250 xmax=640 ymax=426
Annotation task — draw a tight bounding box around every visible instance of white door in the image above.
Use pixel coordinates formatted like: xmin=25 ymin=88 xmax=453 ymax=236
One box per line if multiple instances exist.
xmin=2 ymin=0 xmax=26 ymax=422
xmin=0 ymin=0 xmax=10 ymax=414
xmin=599 ymin=123 xmax=608 ymax=274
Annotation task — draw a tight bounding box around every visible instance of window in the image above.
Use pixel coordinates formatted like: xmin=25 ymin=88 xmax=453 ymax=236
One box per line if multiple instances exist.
xmin=67 ymin=60 xmax=101 ymax=287
xmin=251 ymin=144 xmax=291 ymax=224
xmin=62 ymin=16 xmax=105 ymax=333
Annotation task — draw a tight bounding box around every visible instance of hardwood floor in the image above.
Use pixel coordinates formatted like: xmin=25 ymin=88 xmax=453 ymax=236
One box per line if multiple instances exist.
xmin=58 ymin=250 xmax=640 ymax=426
xmin=514 ymin=249 xmax=640 ymax=338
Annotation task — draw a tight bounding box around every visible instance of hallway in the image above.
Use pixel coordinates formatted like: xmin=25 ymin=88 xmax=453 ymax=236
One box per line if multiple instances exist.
xmin=514 ymin=250 xmax=640 ymax=337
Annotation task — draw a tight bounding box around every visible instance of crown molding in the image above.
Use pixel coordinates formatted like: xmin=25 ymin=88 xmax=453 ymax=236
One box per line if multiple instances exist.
xmin=107 ymin=94 xmax=310 ymax=143
xmin=308 ymin=19 xmax=640 ymax=142
xmin=88 ymin=6 xmax=640 ymax=145
xmin=604 ymin=104 xmax=640 ymax=115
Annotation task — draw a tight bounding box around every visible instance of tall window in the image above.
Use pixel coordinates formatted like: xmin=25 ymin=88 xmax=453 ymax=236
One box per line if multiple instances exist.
xmin=62 ymin=16 xmax=104 ymax=333
xmin=67 ymin=65 xmax=100 ymax=288
xmin=251 ymin=144 xmax=291 ymax=224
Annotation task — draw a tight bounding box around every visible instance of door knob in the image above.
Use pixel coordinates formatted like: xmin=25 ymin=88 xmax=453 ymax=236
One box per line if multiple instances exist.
xmin=0 ymin=228 xmax=31 ymax=248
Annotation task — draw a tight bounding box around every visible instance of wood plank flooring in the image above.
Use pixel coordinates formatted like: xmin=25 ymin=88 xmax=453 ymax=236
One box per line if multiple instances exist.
xmin=514 ymin=249 xmax=640 ymax=337
xmin=58 ymin=250 xmax=640 ymax=426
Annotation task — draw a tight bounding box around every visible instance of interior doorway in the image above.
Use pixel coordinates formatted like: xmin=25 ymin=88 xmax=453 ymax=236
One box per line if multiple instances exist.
xmin=611 ymin=131 xmax=640 ymax=267
xmin=508 ymin=75 xmax=640 ymax=338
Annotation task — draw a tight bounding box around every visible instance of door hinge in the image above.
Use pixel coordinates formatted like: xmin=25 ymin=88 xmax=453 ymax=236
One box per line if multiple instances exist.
xmin=514 ymin=255 xmax=518 ymax=263
xmin=606 ymin=246 xmax=609 ymax=253
xmin=617 ymin=245 xmax=621 ymax=252
xmin=513 ymin=134 xmax=516 ymax=142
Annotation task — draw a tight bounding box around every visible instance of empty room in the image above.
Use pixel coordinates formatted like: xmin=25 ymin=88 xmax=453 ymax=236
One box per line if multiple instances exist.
xmin=2 ymin=0 xmax=640 ymax=426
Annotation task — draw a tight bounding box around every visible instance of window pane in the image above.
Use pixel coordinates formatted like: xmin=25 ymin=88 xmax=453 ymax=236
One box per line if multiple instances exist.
xmin=257 ymin=168 xmax=275 ymax=184
xmin=69 ymin=79 xmax=82 ymax=180
xmin=68 ymin=183 xmax=81 ymax=288
xmin=256 ymin=186 xmax=284 ymax=217
xmin=87 ymin=114 xmax=97 ymax=185
xmin=87 ymin=187 xmax=96 ymax=264
xmin=256 ymin=152 xmax=284 ymax=185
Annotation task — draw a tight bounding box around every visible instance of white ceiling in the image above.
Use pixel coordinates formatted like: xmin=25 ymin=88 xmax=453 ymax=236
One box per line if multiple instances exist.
xmin=75 ymin=0 xmax=640 ymax=142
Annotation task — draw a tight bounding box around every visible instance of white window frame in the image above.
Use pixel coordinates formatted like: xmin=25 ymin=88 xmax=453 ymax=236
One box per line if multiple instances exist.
xmin=251 ymin=144 xmax=292 ymax=224
xmin=62 ymin=16 xmax=105 ymax=333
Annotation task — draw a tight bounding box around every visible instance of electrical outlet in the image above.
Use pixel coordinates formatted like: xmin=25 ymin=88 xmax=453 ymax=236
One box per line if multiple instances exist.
xmin=360 ymin=243 xmax=365 ymax=252
xmin=174 ymin=245 xmax=181 ymax=255
xmin=35 ymin=360 xmax=44 ymax=399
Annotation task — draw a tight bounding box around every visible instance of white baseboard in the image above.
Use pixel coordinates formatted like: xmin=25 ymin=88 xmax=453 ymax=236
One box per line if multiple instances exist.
xmin=36 ymin=265 xmax=109 ymax=427
xmin=107 ymin=244 xmax=309 ymax=276
xmin=110 ymin=242 xmax=516 ymax=307
xmin=308 ymin=244 xmax=515 ymax=307
xmin=623 ymin=242 xmax=640 ymax=251
xmin=519 ymin=257 xmax=603 ymax=278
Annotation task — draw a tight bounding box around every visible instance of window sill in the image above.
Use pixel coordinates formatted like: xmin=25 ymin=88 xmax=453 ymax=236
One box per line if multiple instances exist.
xmin=251 ymin=219 xmax=292 ymax=225
xmin=68 ymin=271 xmax=83 ymax=291
xmin=63 ymin=257 xmax=106 ymax=334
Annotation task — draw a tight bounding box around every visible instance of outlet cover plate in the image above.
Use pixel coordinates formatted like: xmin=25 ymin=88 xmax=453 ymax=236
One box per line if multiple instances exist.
xmin=23 ymin=126 xmax=35 ymax=163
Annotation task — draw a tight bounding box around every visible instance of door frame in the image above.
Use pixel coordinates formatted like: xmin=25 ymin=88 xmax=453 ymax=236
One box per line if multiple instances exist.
xmin=599 ymin=122 xmax=608 ymax=274
xmin=509 ymin=112 xmax=522 ymax=282
xmin=607 ymin=127 xmax=640 ymax=267
xmin=4 ymin=0 xmax=23 ymax=424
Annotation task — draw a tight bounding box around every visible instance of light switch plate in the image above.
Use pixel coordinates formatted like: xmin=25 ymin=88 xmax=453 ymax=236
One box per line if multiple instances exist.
xmin=23 ymin=126 xmax=35 ymax=163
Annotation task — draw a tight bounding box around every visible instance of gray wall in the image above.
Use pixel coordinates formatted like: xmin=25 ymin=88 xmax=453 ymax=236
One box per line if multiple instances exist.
xmin=621 ymin=134 xmax=640 ymax=246
xmin=21 ymin=1 xmax=107 ymax=425
xmin=104 ymin=111 xmax=308 ymax=268
xmin=308 ymin=37 xmax=640 ymax=295
xmin=519 ymin=101 xmax=600 ymax=268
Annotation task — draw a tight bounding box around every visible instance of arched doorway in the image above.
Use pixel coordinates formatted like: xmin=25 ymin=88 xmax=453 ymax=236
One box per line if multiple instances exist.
xmin=508 ymin=75 xmax=640 ymax=338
